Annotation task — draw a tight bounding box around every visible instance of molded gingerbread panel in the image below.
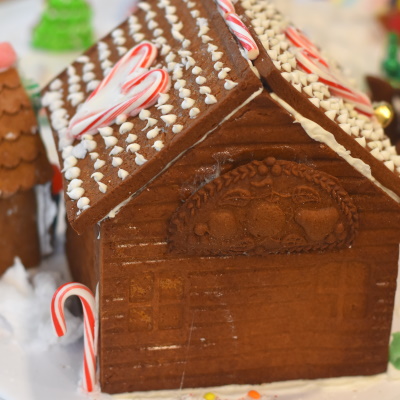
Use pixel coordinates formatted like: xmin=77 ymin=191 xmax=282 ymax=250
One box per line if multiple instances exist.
xmin=168 ymin=158 xmax=359 ymax=255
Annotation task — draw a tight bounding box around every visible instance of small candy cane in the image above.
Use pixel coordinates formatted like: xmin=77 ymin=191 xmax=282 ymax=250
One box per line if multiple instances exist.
xmin=215 ymin=0 xmax=235 ymax=14
xmin=224 ymin=13 xmax=259 ymax=60
xmin=68 ymin=41 xmax=170 ymax=138
xmin=51 ymin=282 xmax=97 ymax=392
xmin=285 ymin=26 xmax=373 ymax=116
xmin=69 ymin=69 xmax=170 ymax=137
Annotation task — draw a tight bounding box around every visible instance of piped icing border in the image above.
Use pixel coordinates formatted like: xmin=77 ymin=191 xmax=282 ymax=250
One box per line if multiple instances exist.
xmin=271 ymin=93 xmax=400 ymax=204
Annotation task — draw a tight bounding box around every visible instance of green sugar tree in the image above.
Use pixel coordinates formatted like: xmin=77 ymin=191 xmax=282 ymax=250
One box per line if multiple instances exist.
xmin=32 ymin=0 xmax=94 ymax=51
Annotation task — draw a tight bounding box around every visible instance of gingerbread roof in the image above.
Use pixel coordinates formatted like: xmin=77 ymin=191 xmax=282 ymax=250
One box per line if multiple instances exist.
xmin=44 ymin=0 xmax=400 ymax=234
xmin=42 ymin=0 xmax=263 ymax=233
xmin=235 ymin=0 xmax=400 ymax=203
xmin=0 ymin=68 xmax=52 ymax=199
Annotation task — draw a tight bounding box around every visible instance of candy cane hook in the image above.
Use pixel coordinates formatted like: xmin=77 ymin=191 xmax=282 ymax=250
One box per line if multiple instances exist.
xmin=51 ymin=282 xmax=97 ymax=392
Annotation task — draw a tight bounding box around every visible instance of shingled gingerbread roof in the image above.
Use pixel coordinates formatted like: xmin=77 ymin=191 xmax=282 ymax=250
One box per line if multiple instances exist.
xmin=43 ymin=0 xmax=400 ymax=235
xmin=0 ymin=67 xmax=52 ymax=198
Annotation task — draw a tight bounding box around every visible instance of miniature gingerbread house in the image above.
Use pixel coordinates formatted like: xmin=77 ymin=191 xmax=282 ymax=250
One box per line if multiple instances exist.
xmin=0 ymin=43 xmax=53 ymax=274
xmin=43 ymin=0 xmax=400 ymax=394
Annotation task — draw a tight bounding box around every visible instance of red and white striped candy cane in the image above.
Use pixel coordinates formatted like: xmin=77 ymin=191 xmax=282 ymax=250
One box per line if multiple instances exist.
xmin=51 ymin=282 xmax=97 ymax=392
xmin=69 ymin=69 xmax=170 ymax=137
xmin=224 ymin=12 xmax=259 ymax=60
xmin=285 ymin=26 xmax=373 ymax=116
xmin=67 ymin=41 xmax=171 ymax=138
xmin=215 ymin=0 xmax=235 ymax=14
xmin=88 ymin=41 xmax=157 ymax=101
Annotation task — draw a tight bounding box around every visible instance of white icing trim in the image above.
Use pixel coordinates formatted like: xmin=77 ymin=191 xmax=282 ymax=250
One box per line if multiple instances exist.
xmin=271 ymin=93 xmax=400 ymax=203
xmin=104 ymin=87 xmax=263 ymax=220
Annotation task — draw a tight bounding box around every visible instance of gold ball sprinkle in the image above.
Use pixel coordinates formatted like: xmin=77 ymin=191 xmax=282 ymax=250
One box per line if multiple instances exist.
xmin=373 ymin=102 xmax=395 ymax=128
xmin=203 ymin=393 xmax=217 ymax=400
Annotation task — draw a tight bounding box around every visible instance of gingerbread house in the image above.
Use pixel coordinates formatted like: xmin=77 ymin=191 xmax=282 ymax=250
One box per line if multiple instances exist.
xmin=0 ymin=44 xmax=53 ymax=274
xmin=42 ymin=0 xmax=400 ymax=394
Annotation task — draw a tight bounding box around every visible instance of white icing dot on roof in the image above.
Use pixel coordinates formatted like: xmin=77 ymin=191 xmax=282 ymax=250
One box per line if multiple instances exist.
xmin=120 ymin=122 xmax=134 ymax=134
xmin=118 ymin=169 xmax=129 ymax=180
xmin=94 ymin=159 xmax=106 ymax=169
xmin=126 ymin=134 xmax=138 ymax=143
xmin=135 ymin=153 xmax=147 ymax=165
xmin=127 ymin=143 xmax=141 ymax=153
xmin=91 ymin=172 xmax=104 ymax=182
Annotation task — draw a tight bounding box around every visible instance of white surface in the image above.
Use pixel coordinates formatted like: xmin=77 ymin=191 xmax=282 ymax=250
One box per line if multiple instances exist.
xmin=1 ymin=0 xmax=400 ymax=399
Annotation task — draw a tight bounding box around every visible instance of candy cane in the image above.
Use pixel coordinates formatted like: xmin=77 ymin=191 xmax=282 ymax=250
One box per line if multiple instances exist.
xmin=67 ymin=42 xmax=171 ymax=138
xmin=215 ymin=0 xmax=235 ymax=14
xmin=224 ymin=13 xmax=259 ymax=60
xmin=69 ymin=69 xmax=170 ymax=137
xmin=285 ymin=26 xmax=374 ymax=116
xmin=88 ymin=41 xmax=157 ymax=101
xmin=51 ymin=282 xmax=97 ymax=392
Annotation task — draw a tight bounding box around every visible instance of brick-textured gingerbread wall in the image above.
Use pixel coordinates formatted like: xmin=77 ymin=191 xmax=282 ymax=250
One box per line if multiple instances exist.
xmin=70 ymin=92 xmax=400 ymax=393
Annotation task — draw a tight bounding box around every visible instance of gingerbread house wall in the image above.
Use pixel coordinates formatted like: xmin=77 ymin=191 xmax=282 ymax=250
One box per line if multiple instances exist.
xmin=69 ymin=93 xmax=400 ymax=393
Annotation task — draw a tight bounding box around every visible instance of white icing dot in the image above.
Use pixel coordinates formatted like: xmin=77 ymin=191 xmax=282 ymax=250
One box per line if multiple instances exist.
xmin=189 ymin=108 xmax=200 ymax=118
xmin=83 ymin=72 xmax=96 ymax=83
xmin=72 ymin=142 xmax=88 ymax=159
xmin=179 ymin=88 xmax=191 ymax=98
xmin=152 ymin=141 xmax=164 ymax=151
xmin=94 ymin=159 xmax=106 ymax=169
xmin=110 ymin=146 xmax=123 ymax=155
xmin=161 ymin=114 xmax=177 ymax=125
xmin=65 ymin=167 xmax=81 ymax=180
xmin=104 ymin=136 xmax=118 ymax=148
xmin=90 ymin=152 xmax=99 ymax=160
xmin=139 ymin=109 xmax=151 ymax=120
xmin=126 ymin=134 xmax=138 ymax=143
xmin=195 ymin=76 xmax=207 ymax=85
xmin=211 ymin=52 xmax=223 ymax=61
xmin=98 ymin=127 xmax=113 ymax=137
xmin=224 ymin=80 xmax=238 ymax=90
xmin=172 ymin=125 xmax=183 ymax=133
xmin=118 ymin=169 xmax=129 ymax=180
xmin=157 ymin=93 xmax=170 ymax=105
xmin=77 ymin=55 xmax=89 ymax=63
xmin=199 ymin=86 xmax=211 ymax=94
xmin=127 ymin=143 xmax=141 ymax=152
xmin=87 ymin=80 xmax=100 ymax=92
xmin=63 ymin=156 xmax=78 ymax=170
xmin=205 ymin=94 xmax=217 ymax=105
xmin=50 ymin=79 xmax=62 ymax=90
xmin=158 ymin=104 xmax=174 ymax=114
xmin=98 ymin=182 xmax=108 ymax=193
xmin=192 ymin=66 xmax=202 ymax=75
xmin=67 ymin=187 xmax=85 ymax=200
xmin=91 ymin=172 xmax=104 ymax=182
xmin=144 ymin=118 xmax=158 ymax=129
xmin=147 ymin=127 xmax=161 ymax=139
xmin=112 ymin=157 xmax=123 ymax=167
xmin=62 ymin=145 xmax=73 ymax=159
xmin=77 ymin=197 xmax=90 ymax=210
xmin=135 ymin=153 xmax=147 ymax=165
xmin=68 ymin=92 xmax=84 ymax=107
xmin=67 ymin=179 xmax=83 ymax=192
xmin=83 ymin=63 xmax=95 ymax=72
xmin=120 ymin=122 xmax=134 ymax=134
xmin=182 ymin=98 xmax=195 ymax=109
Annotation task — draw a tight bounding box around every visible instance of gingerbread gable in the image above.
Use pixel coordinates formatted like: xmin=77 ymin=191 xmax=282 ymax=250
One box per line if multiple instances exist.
xmin=235 ymin=0 xmax=400 ymax=203
xmin=0 ymin=67 xmax=52 ymax=198
xmin=42 ymin=0 xmax=263 ymax=234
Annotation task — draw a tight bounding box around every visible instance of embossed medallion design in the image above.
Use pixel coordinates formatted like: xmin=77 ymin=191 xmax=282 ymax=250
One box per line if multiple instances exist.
xmin=168 ymin=158 xmax=359 ymax=255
